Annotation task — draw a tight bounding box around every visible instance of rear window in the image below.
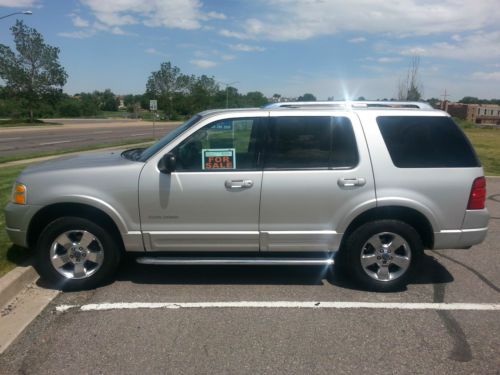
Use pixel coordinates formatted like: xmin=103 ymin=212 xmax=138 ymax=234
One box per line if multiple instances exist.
xmin=377 ymin=116 xmax=480 ymax=168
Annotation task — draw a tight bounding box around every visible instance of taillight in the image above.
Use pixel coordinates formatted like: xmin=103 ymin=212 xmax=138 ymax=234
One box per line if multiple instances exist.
xmin=467 ymin=177 xmax=486 ymax=210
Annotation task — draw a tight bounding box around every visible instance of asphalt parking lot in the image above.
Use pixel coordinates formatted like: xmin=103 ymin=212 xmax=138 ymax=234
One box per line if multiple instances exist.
xmin=0 ymin=180 xmax=499 ymax=374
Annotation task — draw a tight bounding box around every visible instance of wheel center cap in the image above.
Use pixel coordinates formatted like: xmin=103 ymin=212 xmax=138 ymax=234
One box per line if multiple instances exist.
xmin=382 ymin=252 xmax=391 ymax=261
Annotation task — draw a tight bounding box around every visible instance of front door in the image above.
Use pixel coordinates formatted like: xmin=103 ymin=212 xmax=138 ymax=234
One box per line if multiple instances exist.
xmin=139 ymin=116 xmax=265 ymax=251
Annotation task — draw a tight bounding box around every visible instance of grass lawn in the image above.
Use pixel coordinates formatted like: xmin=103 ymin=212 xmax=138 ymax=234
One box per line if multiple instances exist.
xmin=0 ymin=166 xmax=32 ymax=277
xmin=463 ymin=127 xmax=500 ymax=176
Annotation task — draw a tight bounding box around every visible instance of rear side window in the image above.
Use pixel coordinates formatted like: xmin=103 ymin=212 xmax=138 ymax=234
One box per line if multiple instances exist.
xmin=377 ymin=116 xmax=480 ymax=168
xmin=264 ymin=116 xmax=358 ymax=169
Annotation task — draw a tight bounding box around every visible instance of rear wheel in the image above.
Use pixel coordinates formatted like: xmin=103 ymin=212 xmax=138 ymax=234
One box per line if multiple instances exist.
xmin=346 ymin=220 xmax=422 ymax=291
xmin=35 ymin=217 xmax=121 ymax=290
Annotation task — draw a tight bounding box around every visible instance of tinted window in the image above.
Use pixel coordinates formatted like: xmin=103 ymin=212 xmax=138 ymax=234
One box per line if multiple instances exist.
xmin=173 ymin=117 xmax=263 ymax=171
xmin=264 ymin=116 xmax=358 ymax=169
xmin=377 ymin=116 xmax=480 ymax=168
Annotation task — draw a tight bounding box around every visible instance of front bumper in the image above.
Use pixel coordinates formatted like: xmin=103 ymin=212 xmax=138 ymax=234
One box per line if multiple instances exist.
xmin=4 ymin=202 xmax=41 ymax=248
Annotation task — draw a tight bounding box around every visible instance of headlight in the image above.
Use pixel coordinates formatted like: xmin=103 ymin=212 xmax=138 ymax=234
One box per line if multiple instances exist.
xmin=12 ymin=183 xmax=27 ymax=205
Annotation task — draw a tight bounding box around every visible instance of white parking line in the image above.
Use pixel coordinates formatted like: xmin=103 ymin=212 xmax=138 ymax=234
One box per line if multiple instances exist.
xmin=56 ymin=301 xmax=500 ymax=313
xmin=91 ymin=131 xmax=113 ymax=134
xmin=132 ymin=133 xmax=148 ymax=136
xmin=39 ymin=140 xmax=71 ymax=146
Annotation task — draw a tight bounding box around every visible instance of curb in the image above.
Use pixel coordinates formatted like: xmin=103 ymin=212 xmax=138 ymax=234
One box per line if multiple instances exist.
xmin=0 ymin=265 xmax=38 ymax=308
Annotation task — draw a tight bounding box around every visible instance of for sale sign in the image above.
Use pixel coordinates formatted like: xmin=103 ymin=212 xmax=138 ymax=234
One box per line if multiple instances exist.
xmin=202 ymin=148 xmax=236 ymax=170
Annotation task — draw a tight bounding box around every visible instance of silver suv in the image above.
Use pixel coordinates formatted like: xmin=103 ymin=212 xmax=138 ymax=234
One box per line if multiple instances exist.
xmin=4 ymin=101 xmax=489 ymax=291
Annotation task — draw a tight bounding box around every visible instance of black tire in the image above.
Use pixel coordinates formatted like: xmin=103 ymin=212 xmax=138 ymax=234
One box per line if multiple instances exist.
xmin=345 ymin=220 xmax=422 ymax=292
xmin=35 ymin=217 xmax=121 ymax=290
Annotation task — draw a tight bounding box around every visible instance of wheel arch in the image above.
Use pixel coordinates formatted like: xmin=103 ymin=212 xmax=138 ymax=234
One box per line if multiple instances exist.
xmin=340 ymin=205 xmax=434 ymax=251
xmin=27 ymin=202 xmax=125 ymax=251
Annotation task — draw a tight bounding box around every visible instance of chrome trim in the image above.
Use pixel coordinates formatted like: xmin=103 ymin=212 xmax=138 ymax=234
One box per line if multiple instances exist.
xmin=144 ymin=231 xmax=260 ymax=235
xmin=262 ymin=230 xmax=337 ymax=235
xmin=462 ymin=227 xmax=488 ymax=233
xmin=136 ymin=257 xmax=334 ymax=266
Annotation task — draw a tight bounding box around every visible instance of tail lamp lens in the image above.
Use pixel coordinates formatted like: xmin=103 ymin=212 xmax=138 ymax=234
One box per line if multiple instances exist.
xmin=467 ymin=177 xmax=486 ymax=210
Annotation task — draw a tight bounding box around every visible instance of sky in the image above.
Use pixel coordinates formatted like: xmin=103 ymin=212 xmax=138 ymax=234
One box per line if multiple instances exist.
xmin=0 ymin=0 xmax=499 ymax=101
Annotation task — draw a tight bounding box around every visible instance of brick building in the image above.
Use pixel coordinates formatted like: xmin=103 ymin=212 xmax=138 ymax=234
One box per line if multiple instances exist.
xmin=444 ymin=102 xmax=500 ymax=125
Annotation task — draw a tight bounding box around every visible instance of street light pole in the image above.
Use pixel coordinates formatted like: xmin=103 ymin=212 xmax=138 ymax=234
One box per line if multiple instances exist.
xmin=223 ymin=81 xmax=239 ymax=108
xmin=0 ymin=11 xmax=32 ymax=20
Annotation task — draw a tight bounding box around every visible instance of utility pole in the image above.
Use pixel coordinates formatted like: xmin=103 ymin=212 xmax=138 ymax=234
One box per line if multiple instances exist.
xmin=0 ymin=10 xmax=32 ymax=20
xmin=441 ymin=89 xmax=450 ymax=110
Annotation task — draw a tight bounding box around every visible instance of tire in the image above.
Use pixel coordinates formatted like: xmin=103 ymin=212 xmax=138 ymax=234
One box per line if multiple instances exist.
xmin=35 ymin=217 xmax=121 ymax=290
xmin=345 ymin=220 xmax=422 ymax=292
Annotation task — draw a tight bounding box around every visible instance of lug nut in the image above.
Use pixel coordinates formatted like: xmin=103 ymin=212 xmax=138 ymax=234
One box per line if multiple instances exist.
xmin=377 ymin=256 xmax=381 ymax=260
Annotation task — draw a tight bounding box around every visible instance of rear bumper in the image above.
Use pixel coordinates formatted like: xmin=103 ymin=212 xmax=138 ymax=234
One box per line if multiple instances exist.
xmin=433 ymin=209 xmax=489 ymax=249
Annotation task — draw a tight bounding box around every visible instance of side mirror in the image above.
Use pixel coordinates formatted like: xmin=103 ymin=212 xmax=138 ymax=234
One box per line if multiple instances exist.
xmin=158 ymin=153 xmax=176 ymax=174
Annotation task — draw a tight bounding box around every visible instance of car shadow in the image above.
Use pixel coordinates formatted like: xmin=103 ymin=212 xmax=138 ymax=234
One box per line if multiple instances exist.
xmin=5 ymin=245 xmax=32 ymax=267
xmin=104 ymin=252 xmax=453 ymax=293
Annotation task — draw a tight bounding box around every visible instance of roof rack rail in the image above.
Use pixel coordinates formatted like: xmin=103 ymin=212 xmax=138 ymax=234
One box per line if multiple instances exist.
xmin=263 ymin=101 xmax=433 ymax=110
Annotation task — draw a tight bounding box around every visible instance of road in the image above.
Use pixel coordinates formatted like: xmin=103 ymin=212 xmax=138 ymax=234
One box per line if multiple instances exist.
xmin=0 ymin=119 xmax=181 ymax=157
xmin=0 ymin=180 xmax=499 ymax=374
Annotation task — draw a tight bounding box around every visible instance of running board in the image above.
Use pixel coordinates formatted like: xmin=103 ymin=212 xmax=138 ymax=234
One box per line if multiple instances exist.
xmin=136 ymin=257 xmax=334 ymax=266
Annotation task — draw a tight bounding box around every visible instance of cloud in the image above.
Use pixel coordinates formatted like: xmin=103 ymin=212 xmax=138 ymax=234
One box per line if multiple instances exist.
xmin=79 ymin=0 xmax=225 ymax=31
xmin=221 ymin=54 xmax=236 ymax=61
xmin=349 ymin=37 xmax=366 ymax=43
xmin=472 ymin=71 xmax=500 ymax=81
xmin=190 ymin=59 xmax=217 ymax=68
xmin=58 ymin=30 xmax=96 ymax=39
xmin=400 ymin=31 xmax=500 ymax=61
xmin=72 ymin=15 xmax=90 ymax=28
xmin=145 ymin=47 xmax=168 ymax=57
xmin=377 ymin=57 xmax=401 ymax=63
xmin=229 ymin=43 xmax=265 ymax=52
xmin=219 ymin=29 xmax=251 ymax=40
xmin=221 ymin=0 xmax=500 ymax=41
xmin=0 ymin=0 xmax=37 ymax=7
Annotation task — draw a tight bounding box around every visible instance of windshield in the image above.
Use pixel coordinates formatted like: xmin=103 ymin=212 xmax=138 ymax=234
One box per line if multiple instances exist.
xmin=138 ymin=115 xmax=202 ymax=161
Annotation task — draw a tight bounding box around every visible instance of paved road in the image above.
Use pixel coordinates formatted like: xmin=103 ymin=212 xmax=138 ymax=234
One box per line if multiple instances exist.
xmin=0 ymin=119 xmax=181 ymax=157
xmin=0 ymin=180 xmax=499 ymax=374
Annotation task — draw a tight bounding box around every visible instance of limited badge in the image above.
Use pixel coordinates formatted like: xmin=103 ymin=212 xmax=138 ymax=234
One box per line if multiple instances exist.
xmin=202 ymin=148 xmax=236 ymax=170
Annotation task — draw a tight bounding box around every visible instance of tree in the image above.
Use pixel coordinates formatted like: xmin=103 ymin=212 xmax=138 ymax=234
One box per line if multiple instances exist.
xmin=397 ymin=56 xmax=423 ymax=101
xmin=0 ymin=20 xmax=67 ymax=122
xmin=298 ymin=93 xmax=317 ymax=101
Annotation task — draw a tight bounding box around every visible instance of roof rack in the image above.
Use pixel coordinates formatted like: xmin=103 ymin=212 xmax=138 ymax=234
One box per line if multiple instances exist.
xmin=263 ymin=101 xmax=433 ymax=110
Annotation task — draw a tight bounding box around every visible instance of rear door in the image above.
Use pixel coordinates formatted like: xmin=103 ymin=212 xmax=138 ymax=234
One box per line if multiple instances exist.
xmin=259 ymin=111 xmax=376 ymax=252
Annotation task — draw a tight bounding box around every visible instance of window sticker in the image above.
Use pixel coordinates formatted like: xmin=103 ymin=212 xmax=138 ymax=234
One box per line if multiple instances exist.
xmin=210 ymin=120 xmax=233 ymax=131
xmin=202 ymin=148 xmax=237 ymax=170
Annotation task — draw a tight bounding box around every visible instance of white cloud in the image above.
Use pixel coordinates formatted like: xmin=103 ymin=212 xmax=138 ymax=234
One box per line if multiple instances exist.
xmin=0 ymin=0 xmax=37 ymax=7
xmin=229 ymin=43 xmax=265 ymax=52
xmin=79 ymin=0 xmax=225 ymax=31
xmin=400 ymin=31 xmax=500 ymax=61
xmin=349 ymin=37 xmax=366 ymax=43
xmin=190 ymin=59 xmax=217 ymax=68
xmin=472 ymin=71 xmax=500 ymax=81
xmin=221 ymin=54 xmax=236 ymax=61
xmin=145 ymin=47 xmax=168 ymax=57
xmin=219 ymin=29 xmax=251 ymax=39
xmin=221 ymin=0 xmax=500 ymax=41
xmin=72 ymin=15 xmax=89 ymax=28
xmin=58 ymin=30 xmax=96 ymax=39
xmin=377 ymin=57 xmax=401 ymax=63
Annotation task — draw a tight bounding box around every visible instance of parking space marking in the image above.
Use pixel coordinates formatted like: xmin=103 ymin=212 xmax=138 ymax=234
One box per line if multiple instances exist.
xmin=91 ymin=131 xmax=113 ymax=134
xmin=56 ymin=301 xmax=500 ymax=313
xmin=131 ymin=133 xmax=148 ymax=136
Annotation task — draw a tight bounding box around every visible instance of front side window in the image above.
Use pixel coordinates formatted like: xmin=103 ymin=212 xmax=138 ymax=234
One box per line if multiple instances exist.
xmin=173 ymin=117 xmax=263 ymax=171
xmin=264 ymin=116 xmax=358 ymax=169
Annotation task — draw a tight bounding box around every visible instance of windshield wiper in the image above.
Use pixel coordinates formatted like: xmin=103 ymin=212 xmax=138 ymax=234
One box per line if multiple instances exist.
xmin=122 ymin=148 xmax=146 ymax=161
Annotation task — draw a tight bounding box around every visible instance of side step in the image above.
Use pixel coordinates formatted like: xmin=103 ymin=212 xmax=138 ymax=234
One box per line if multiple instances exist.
xmin=136 ymin=257 xmax=334 ymax=266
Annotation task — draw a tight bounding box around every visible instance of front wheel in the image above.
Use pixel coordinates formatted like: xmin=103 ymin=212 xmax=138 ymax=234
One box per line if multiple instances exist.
xmin=345 ymin=220 xmax=422 ymax=292
xmin=35 ymin=217 xmax=121 ymax=290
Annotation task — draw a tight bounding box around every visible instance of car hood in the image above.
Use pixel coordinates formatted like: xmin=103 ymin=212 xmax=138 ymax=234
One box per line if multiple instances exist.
xmin=21 ymin=150 xmax=139 ymax=175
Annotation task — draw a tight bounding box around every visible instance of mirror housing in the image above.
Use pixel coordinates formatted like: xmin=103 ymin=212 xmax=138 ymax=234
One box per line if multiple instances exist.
xmin=158 ymin=153 xmax=176 ymax=174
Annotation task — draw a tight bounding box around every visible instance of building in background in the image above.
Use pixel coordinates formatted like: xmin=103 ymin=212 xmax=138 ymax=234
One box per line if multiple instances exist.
xmin=443 ymin=102 xmax=500 ymax=125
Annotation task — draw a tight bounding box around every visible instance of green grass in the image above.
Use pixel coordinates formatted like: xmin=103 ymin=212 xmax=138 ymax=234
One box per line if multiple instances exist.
xmin=0 ymin=138 xmax=155 ymax=164
xmin=463 ymin=127 xmax=500 ymax=175
xmin=0 ymin=166 xmax=32 ymax=276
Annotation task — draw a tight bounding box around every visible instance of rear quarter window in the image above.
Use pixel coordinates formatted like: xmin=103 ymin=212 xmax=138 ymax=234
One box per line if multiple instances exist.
xmin=377 ymin=116 xmax=480 ymax=168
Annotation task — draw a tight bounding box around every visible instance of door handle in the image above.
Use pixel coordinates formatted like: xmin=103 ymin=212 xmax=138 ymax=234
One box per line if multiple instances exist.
xmin=225 ymin=179 xmax=254 ymax=189
xmin=338 ymin=177 xmax=366 ymax=187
